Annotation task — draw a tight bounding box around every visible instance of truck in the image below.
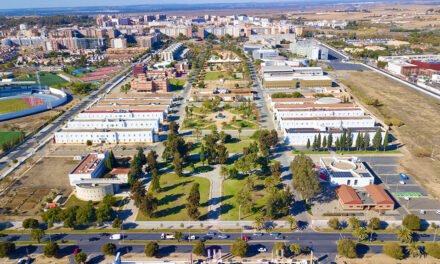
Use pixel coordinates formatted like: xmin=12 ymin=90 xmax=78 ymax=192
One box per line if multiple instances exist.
xmin=109 ymin=234 xmax=121 ymax=240
xmin=160 ymin=233 xmax=175 ymax=240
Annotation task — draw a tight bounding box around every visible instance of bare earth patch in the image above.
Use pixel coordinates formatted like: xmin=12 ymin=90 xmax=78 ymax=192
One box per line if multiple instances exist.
xmin=335 ymin=70 xmax=440 ymax=198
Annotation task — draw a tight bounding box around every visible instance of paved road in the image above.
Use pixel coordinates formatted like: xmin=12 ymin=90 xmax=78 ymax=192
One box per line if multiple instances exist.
xmin=2 ymin=231 xmax=432 ymax=263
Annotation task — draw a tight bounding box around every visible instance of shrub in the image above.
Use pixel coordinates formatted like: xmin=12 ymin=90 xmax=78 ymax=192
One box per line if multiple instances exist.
xmin=101 ymin=243 xmax=117 ymax=255
xmin=43 ymin=242 xmax=59 ymax=258
xmin=402 ymin=214 xmax=421 ymax=231
xmin=0 ymin=242 xmax=15 ymax=258
xmin=425 ymin=243 xmax=440 ymax=259
xmin=144 ymin=242 xmax=159 ymax=257
xmin=348 ymin=216 xmax=361 ymax=229
xmin=231 ymin=238 xmax=248 ymax=257
xmin=192 ymin=241 xmax=206 ymax=256
xmin=22 ymin=218 xmax=39 ymax=229
xmin=337 ymin=238 xmax=357 ymax=258
xmin=384 ymin=118 xmax=404 ymax=127
xmin=74 ymin=252 xmax=87 ymax=263
xmin=383 ymin=242 xmax=404 ymax=260
xmin=328 ymin=218 xmax=342 ymax=230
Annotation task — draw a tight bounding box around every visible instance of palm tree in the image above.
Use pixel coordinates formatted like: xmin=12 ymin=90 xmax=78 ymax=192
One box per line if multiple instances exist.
xmin=287 ymin=216 xmax=298 ymax=231
xmin=238 ymin=127 xmax=242 ymax=139
xmin=220 ymin=166 xmax=229 ymax=180
xmin=253 ymin=216 xmax=265 ymax=230
xmin=396 ymin=227 xmax=413 ymax=243
xmin=407 ymin=243 xmax=421 ymax=258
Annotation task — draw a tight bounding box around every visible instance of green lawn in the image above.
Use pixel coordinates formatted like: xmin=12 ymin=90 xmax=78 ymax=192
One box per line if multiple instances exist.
xmin=0 ymin=131 xmax=25 ymax=146
xmin=225 ymin=139 xmax=253 ymax=153
xmin=204 ymin=71 xmax=242 ymax=81
xmin=221 ymin=176 xmax=267 ymax=221
xmin=0 ymin=99 xmax=31 ymax=114
xmin=136 ymin=173 xmax=210 ymax=221
xmin=63 ymin=194 xmax=123 ymax=208
xmin=169 ymin=79 xmax=186 ymax=91
xmin=17 ymin=72 xmax=68 ymax=87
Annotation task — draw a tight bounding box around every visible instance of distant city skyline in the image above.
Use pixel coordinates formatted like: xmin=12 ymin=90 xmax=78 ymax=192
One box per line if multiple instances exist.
xmin=0 ymin=0 xmax=396 ymax=9
xmin=1 ymin=0 xmax=300 ymax=10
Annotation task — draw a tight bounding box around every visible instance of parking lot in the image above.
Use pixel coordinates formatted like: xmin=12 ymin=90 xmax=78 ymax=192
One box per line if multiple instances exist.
xmin=363 ymin=155 xmax=440 ymax=220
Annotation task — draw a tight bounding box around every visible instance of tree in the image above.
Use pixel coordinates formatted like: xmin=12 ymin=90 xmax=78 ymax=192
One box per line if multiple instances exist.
xmin=23 ymin=218 xmax=39 ymax=229
xmin=86 ymin=140 xmax=92 ymax=146
xmin=348 ymin=216 xmax=361 ymax=229
xmin=186 ymin=183 xmax=201 ymax=220
xmin=322 ymin=136 xmax=327 ymax=150
xmin=273 ymin=242 xmax=286 ymax=257
xmin=231 ymin=238 xmax=248 ymax=257
xmin=306 ymin=138 xmax=311 ymax=149
xmin=271 ymin=161 xmax=282 ymax=179
xmin=96 ymin=203 xmax=114 ymax=223
xmin=102 ymin=243 xmax=117 ymax=255
xmin=140 ymin=192 xmax=158 ymax=218
xmin=407 ymin=243 xmax=422 ymax=258
xmin=144 ymin=242 xmax=159 ymax=257
xmin=290 ymin=154 xmax=321 ymax=202
xmin=265 ymin=189 xmax=291 ymax=219
xmin=236 ymin=187 xmax=254 ymax=215
xmin=220 ymin=165 xmax=229 ymax=179
xmin=145 ymin=150 xmax=158 ymax=174
xmin=74 ymin=252 xmax=88 ymax=263
xmin=328 ymin=218 xmax=341 ymax=230
xmin=328 ymin=133 xmax=333 ymax=149
xmin=216 ymin=144 xmax=229 ymax=164
xmin=0 ymin=242 xmax=15 ymax=258
xmin=290 ymin=243 xmax=302 ymax=256
xmin=200 ymin=144 xmax=206 ymax=166
xmin=173 ymin=153 xmax=184 ymax=177
xmin=76 ymin=201 xmax=96 ymax=225
xmin=192 ymin=241 xmax=206 ymax=256
xmin=253 ymin=215 xmax=265 ymax=230
xmin=287 ymin=216 xmax=298 ymax=230
xmin=337 ymin=238 xmax=357 ymax=258
xmin=363 ymin=133 xmax=370 ymax=150
xmin=396 ymin=227 xmax=413 ymax=243
xmin=383 ymin=130 xmax=389 ymax=151
xmin=44 ymin=242 xmax=59 ymax=257
xmin=238 ymin=127 xmax=242 ymax=139
xmin=31 ymin=228 xmax=45 ymax=243
xmin=106 ymin=151 xmax=117 ymax=170
xmin=425 ymin=243 xmax=440 ymax=259
xmin=383 ymin=242 xmax=403 ymax=260
xmin=402 ymin=214 xmax=421 ymax=231
xmin=355 ymin=133 xmax=362 ymax=150
xmin=352 ymin=227 xmax=368 ymax=241
xmin=368 ymin=217 xmax=381 ymax=230
xmin=372 ymin=128 xmax=383 ymax=150
xmin=174 ymin=231 xmax=183 ymax=242
xmin=112 ymin=218 xmax=123 ymax=229
xmin=151 ymin=172 xmax=161 ymax=192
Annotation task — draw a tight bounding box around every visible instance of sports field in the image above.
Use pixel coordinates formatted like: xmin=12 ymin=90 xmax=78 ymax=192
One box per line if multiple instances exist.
xmin=0 ymin=98 xmax=31 ymax=114
xmin=0 ymin=131 xmax=24 ymax=146
xmin=17 ymin=72 xmax=68 ymax=86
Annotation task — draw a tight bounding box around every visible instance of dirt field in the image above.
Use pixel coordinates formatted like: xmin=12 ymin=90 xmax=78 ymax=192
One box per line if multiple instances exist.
xmin=0 ymin=157 xmax=75 ymax=220
xmin=335 ymin=70 xmax=440 ymax=198
xmin=336 ymin=254 xmax=440 ymax=264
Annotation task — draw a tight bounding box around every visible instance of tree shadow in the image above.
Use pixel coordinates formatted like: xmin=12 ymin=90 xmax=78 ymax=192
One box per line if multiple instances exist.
xmin=58 ymin=245 xmax=78 ymax=258
xmin=218 ymin=204 xmax=234 ymax=216
xmin=159 ymin=193 xmax=184 ymax=206
xmin=159 ymin=245 xmax=177 ymax=257
xmin=153 ymin=205 xmax=186 ymax=218
xmin=160 ymin=181 xmax=192 ymax=193
xmin=201 ymin=195 xmax=233 ymax=207
xmin=88 ymin=254 xmax=105 ymax=263
xmin=356 ymin=243 xmax=370 ymax=258
xmin=13 ymin=245 xmax=37 ymax=259
xmin=193 ymin=165 xmax=214 ymax=174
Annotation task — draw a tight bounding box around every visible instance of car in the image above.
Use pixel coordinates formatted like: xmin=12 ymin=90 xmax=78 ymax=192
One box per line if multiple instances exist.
xmin=110 ymin=234 xmax=121 ymax=240
xmin=89 ymin=237 xmax=100 ymax=241
xmin=400 ymin=173 xmax=409 ymax=180
xmin=242 ymin=235 xmax=251 ymax=241
xmin=420 ymin=210 xmax=426 ymax=215
xmin=257 ymin=247 xmax=267 ymax=253
xmin=404 ymin=197 xmax=411 ymax=201
xmin=218 ymin=234 xmax=229 ymax=239
xmin=274 ymin=235 xmax=285 ymax=240
xmin=188 ymin=235 xmax=197 ymax=240
xmin=270 ymin=232 xmax=281 ymax=236
xmin=73 ymin=248 xmax=79 ymax=255
xmin=253 ymin=232 xmax=264 ymax=236
xmin=399 ymin=180 xmax=406 ymax=185
xmin=420 ymin=234 xmax=430 ymax=237
xmin=436 ymin=210 xmax=440 ymax=215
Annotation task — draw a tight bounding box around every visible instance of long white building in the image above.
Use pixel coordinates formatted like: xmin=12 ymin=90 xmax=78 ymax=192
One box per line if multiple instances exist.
xmin=65 ymin=118 xmax=161 ymax=131
xmin=280 ymin=116 xmax=376 ymax=130
xmin=55 ymin=129 xmax=156 ymax=144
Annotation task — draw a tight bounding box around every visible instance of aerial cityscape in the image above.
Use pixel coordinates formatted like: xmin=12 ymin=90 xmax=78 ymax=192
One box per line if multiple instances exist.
xmin=0 ymin=0 xmax=440 ymax=263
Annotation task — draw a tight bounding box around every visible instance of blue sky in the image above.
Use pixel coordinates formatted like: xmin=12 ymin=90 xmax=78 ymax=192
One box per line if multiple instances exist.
xmin=3 ymin=0 xmax=296 ymax=9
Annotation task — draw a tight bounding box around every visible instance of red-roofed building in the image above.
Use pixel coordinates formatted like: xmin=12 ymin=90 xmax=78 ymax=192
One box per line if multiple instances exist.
xmin=364 ymin=184 xmax=394 ymax=212
xmin=335 ymin=185 xmax=364 ymax=210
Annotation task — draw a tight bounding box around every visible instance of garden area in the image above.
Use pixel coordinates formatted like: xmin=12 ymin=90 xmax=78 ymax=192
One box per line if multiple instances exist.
xmin=136 ymin=172 xmax=210 ymax=221
xmin=169 ymin=78 xmax=186 ymax=91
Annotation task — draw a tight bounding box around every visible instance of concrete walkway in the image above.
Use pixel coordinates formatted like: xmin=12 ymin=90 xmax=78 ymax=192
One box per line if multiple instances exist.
xmin=195 ymin=165 xmax=223 ymax=221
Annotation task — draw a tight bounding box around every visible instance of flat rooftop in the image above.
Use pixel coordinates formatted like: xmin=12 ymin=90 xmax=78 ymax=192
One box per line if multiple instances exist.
xmin=285 ymin=127 xmax=382 ymax=134
xmin=274 ymin=103 xmax=356 ymax=109
xmin=59 ymin=128 xmax=153 ymax=132
xmin=70 ymin=153 xmax=104 ymax=175
xmin=321 ymin=157 xmax=373 ymax=179
xmin=281 ymin=116 xmax=372 ymax=121
xmin=105 ymin=93 xmax=175 ymax=99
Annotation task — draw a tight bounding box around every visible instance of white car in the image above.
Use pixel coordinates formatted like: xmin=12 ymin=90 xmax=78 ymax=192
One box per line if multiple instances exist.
xmin=404 ymin=197 xmax=411 ymax=201
xmin=109 ymin=234 xmax=121 ymax=240
xmin=399 ymin=180 xmax=406 ymax=185
xmin=188 ymin=235 xmax=196 ymax=240
xmin=436 ymin=210 xmax=440 ymax=215
xmin=258 ymin=247 xmax=267 ymax=253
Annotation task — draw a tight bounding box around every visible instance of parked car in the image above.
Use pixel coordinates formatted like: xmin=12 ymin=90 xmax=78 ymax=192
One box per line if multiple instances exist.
xmin=242 ymin=235 xmax=251 ymax=241
xmin=257 ymin=247 xmax=267 ymax=253
xmin=436 ymin=210 xmax=440 ymax=215
xmin=253 ymin=232 xmax=264 ymax=236
xmin=109 ymin=234 xmax=121 ymax=240
xmin=399 ymin=180 xmax=406 ymax=185
xmin=73 ymin=248 xmax=79 ymax=255
xmin=188 ymin=235 xmax=196 ymax=240
xmin=270 ymin=232 xmax=281 ymax=236
xmin=420 ymin=210 xmax=426 ymax=215
xmin=274 ymin=235 xmax=285 ymax=240
xmin=404 ymin=197 xmax=411 ymax=201
xmin=218 ymin=234 xmax=229 ymax=239
xmin=400 ymin=173 xmax=409 ymax=180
